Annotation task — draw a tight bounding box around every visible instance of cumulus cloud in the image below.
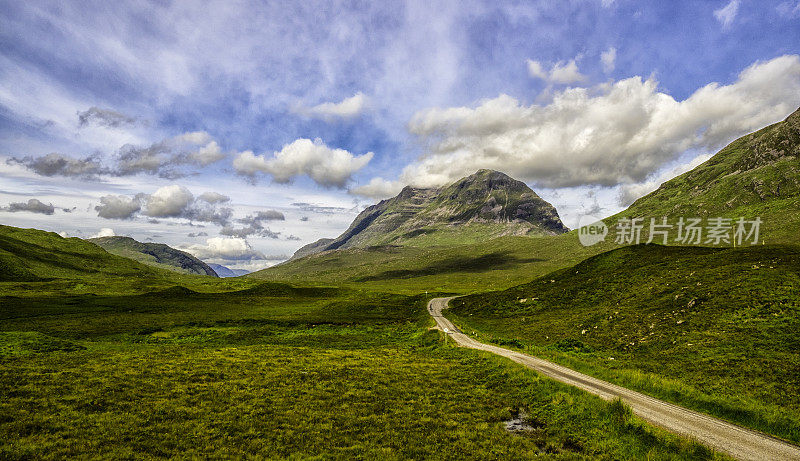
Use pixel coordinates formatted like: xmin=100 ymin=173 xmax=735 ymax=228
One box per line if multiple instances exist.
xmin=233 ymin=138 xmax=373 ymax=188
xmin=77 ymin=107 xmax=137 ymax=128
xmin=247 ymin=210 xmax=285 ymax=221
xmin=527 ymin=59 xmax=586 ymax=84
xmin=94 ymin=186 xmax=232 ymax=224
xmin=143 ymin=185 xmax=194 ymax=217
xmin=116 ymin=131 xmax=225 ymax=178
xmin=219 ymin=209 xmax=286 ymax=238
xmin=220 ymin=225 xmax=280 ymax=239
xmin=349 ymin=177 xmax=404 ymax=199
xmin=294 ymin=92 xmax=368 ymax=121
xmin=197 ymin=191 xmax=230 ymax=204
xmin=90 ymin=228 xmax=116 ymax=238
xmin=12 ymin=131 xmax=227 ymax=180
xmin=189 ymin=141 xmax=224 ymax=165
xmin=388 ymin=55 xmax=800 ymax=191
xmin=141 ymin=185 xmax=232 ymax=225
xmin=7 ymin=153 xmax=106 ymax=178
xmin=714 ymin=0 xmax=740 ymax=28
xmin=601 ymin=47 xmax=617 ymax=74
xmin=2 ymin=198 xmax=56 ymax=215
xmin=95 ymin=195 xmax=142 ymax=219
xmin=182 ymin=237 xmax=266 ymax=261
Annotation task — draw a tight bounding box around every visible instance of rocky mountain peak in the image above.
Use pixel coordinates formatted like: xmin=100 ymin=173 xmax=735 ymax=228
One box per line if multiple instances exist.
xmin=290 ymin=169 xmax=568 ymax=259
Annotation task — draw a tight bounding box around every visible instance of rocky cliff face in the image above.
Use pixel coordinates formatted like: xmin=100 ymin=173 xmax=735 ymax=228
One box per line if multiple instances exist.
xmin=292 ymin=169 xmax=567 ymax=259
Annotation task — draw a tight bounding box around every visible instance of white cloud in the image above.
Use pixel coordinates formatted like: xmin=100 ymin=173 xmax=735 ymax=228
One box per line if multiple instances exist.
xmin=714 ymin=0 xmax=740 ymax=28
xmin=601 ymin=47 xmax=617 ymax=74
xmin=233 ymin=138 xmax=373 ymax=188
xmin=182 ymin=237 xmax=266 ymax=261
xmin=349 ymin=177 xmax=405 ymax=199
xmin=189 ymin=141 xmax=225 ymax=165
xmin=294 ymin=92 xmax=368 ymax=121
xmin=90 ymin=227 xmax=115 ymax=238
xmin=527 ymin=59 xmax=586 ymax=84
xmin=94 ymin=185 xmax=232 ymax=225
xmin=397 ymin=55 xmax=800 ymax=190
xmin=175 ymin=131 xmax=212 ymax=145
xmin=197 ymin=191 xmax=230 ymax=204
xmin=95 ymin=194 xmax=141 ymax=219
xmin=144 ymin=185 xmax=194 ymax=217
xmin=2 ymin=198 xmax=56 ymax=215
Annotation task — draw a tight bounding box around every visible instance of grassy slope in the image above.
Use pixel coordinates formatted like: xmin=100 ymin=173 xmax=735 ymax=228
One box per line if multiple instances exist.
xmin=254 ymin=233 xmax=604 ymax=294
xmin=0 ymin=225 xmax=161 ymax=283
xmin=89 ymin=236 xmax=218 ymax=276
xmin=449 ymin=244 xmax=800 ymax=443
xmin=0 ymin=283 xmax=718 ymax=459
xmin=611 ymin=108 xmax=800 ymax=242
xmin=0 ymin=225 xmax=242 ymax=296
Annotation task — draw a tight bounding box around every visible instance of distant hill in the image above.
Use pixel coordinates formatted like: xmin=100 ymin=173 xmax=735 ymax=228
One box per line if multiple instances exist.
xmin=0 ymin=225 xmax=161 ymax=282
xmin=207 ymin=263 xmax=250 ymax=278
xmin=89 ymin=236 xmax=218 ymax=277
xmin=292 ymin=169 xmax=567 ymax=259
xmin=616 ymin=106 xmax=800 ymax=242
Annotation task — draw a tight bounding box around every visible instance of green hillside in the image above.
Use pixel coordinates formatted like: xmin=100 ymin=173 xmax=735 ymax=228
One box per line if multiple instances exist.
xmin=0 ymin=225 xmax=161 ymax=283
xmin=89 ymin=236 xmax=218 ymax=277
xmin=449 ymin=244 xmax=800 ymax=443
xmin=255 ymin=234 xmax=605 ymax=294
xmin=614 ymin=107 xmax=800 ymax=243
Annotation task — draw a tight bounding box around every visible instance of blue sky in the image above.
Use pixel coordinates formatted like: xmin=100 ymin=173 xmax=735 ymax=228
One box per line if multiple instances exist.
xmin=1 ymin=0 xmax=799 ymax=269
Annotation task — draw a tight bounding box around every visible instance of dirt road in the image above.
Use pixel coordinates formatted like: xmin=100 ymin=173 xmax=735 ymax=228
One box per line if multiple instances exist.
xmin=428 ymin=297 xmax=800 ymax=461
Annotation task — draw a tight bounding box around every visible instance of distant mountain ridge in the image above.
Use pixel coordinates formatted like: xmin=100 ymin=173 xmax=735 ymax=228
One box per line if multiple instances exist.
xmin=89 ymin=236 xmax=218 ymax=277
xmin=293 ymin=169 xmax=567 ymax=259
xmin=208 ymin=263 xmax=250 ymax=277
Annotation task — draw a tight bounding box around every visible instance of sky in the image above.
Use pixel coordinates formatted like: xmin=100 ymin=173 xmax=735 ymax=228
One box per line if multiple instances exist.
xmin=1 ymin=0 xmax=800 ymax=271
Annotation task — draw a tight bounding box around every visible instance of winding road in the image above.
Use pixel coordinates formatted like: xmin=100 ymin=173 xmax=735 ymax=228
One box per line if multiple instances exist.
xmin=428 ymin=297 xmax=800 ymax=461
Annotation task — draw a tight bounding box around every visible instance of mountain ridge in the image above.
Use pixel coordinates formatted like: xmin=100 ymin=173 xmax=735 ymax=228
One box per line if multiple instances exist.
xmin=89 ymin=236 xmax=219 ymax=277
xmin=616 ymin=106 xmax=800 ymax=242
xmin=292 ymin=169 xmax=568 ymax=259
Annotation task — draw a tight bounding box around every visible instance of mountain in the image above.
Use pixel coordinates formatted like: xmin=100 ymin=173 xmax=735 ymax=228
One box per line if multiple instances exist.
xmin=292 ymin=169 xmax=568 ymax=259
xmin=617 ymin=106 xmax=800 ymax=242
xmin=207 ymin=263 xmax=250 ymax=278
xmin=89 ymin=236 xmax=218 ymax=277
xmin=0 ymin=225 xmax=161 ymax=282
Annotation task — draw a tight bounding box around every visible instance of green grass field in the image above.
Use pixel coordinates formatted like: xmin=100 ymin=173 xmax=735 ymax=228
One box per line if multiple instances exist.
xmin=0 ymin=283 xmax=721 ymax=459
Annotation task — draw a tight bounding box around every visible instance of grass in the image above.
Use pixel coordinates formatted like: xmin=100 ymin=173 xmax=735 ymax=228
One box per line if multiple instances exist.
xmin=449 ymin=244 xmax=800 ymax=443
xmin=0 ymin=281 xmax=723 ymax=459
xmin=89 ymin=235 xmax=218 ymax=276
xmin=254 ymin=232 xmax=604 ymax=294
